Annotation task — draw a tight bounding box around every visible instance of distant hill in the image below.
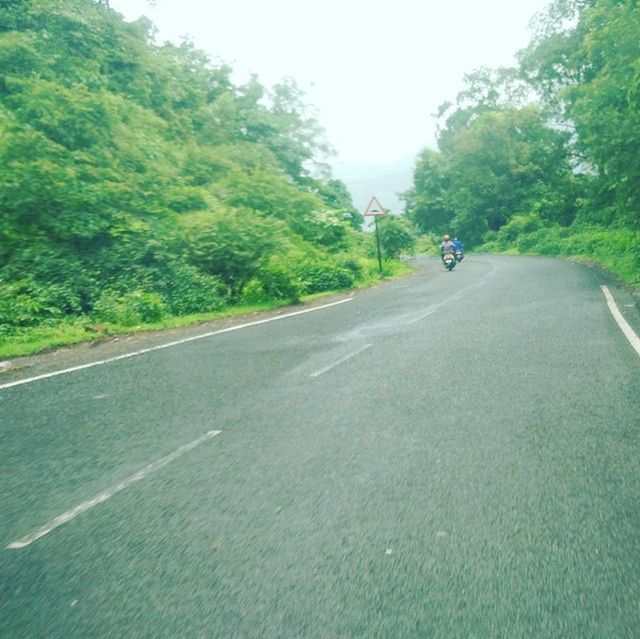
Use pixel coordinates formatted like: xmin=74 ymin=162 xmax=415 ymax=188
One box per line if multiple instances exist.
xmin=332 ymin=155 xmax=416 ymax=218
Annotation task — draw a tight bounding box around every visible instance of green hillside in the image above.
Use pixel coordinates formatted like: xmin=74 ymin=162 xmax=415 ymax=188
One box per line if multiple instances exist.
xmin=0 ymin=0 xmax=403 ymax=355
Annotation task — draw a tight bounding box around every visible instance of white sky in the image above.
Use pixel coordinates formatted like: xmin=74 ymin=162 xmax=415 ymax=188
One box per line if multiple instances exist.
xmin=108 ymin=0 xmax=551 ymax=166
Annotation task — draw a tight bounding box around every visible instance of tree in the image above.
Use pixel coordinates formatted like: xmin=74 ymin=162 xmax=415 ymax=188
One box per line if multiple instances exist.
xmin=520 ymin=0 xmax=640 ymax=228
xmin=179 ymin=210 xmax=283 ymax=301
xmin=314 ymin=179 xmax=363 ymax=229
xmin=403 ymin=148 xmax=453 ymax=235
xmin=405 ymin=106 xmax=576 ymax=246
xmin=377 ymin=216 xmax=417 ymax=259
xmin=0 ymin=0 xmax=369 ymax=333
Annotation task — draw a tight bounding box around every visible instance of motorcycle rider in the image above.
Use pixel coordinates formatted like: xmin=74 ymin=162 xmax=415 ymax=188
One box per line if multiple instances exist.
xmin=440 ymin=234 xmax=455 ymax=263
xmin=453 ymin=237 xmax=464 ymax=260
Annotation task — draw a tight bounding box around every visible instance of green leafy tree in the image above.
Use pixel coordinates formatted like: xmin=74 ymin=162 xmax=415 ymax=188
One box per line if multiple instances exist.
xmin=376 ymin=216 xmax=417 ymax=259
xmin=314 ymin=179 xmax=363 ymax=229
xmin=179 ymin=210 xmax=285 ymax=300
xmin=0 ymin=0 xmax=372 ymax=337
xmin=520 ymin=0 xmax=640 ymax=228
xmin=406 ymin=105 xmax=576 ymax=246
xmin=403 ymin=148 xmax=453 ymax=235
xmin=403 ymin=0 xmax=639 ymax=278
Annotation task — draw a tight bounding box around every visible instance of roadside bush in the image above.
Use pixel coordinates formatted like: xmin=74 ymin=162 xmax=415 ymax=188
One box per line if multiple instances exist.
xmin=563 ymin=229 xmax=615 ymax=255
xmin=92 ymin=290 xmax=166 ymax=326
xmin=239 ymin=279 xmax=266 ymax=304
xmin=180 ymin=209 xmax=283 ymax=301
xmin=291 ymin=210 xmax=351 ymax=251
xmin=494 ymin=214 xmax=545 ymax=244
xmin=259 ymin=260 xmax=301 ymax=302
xmin=516 ymin=226 xmax=564 ymax=255
xmin=480 ymin=222 xmax=640 ymax=287
xmin=150 ymin=264 xmax=225 ymax=316
xmin=415 ymin=233 xmax=441 ymax=255
xmin=292 ymin=258 xmax=355 ymax=294
xmin=241 ymin=260 xmax=301 ymax=304
xmin=2 ymin=246 xmax=99 ymax=314
xmin=0 ymin=277 xmax=83 ymax=331
xmin=336 ymin=256 xmax=363 ymax=280
xmin=375 ymin=216 xmax=417 ymax=259
xmin=567 ymin=228 xmax=640 ymax=286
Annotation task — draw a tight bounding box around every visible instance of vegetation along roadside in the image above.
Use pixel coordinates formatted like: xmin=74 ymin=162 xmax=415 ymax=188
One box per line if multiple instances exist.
xmin=2 ymin=0 xmax=639 ymax=359
xmin=402 ymin=0 xmax=639 ymax=288
xmin=0 ymin=1 xmax=416 ymax=359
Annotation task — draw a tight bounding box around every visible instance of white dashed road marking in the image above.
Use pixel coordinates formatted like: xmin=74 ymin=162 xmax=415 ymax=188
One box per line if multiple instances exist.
xmin=309 ymin=343 xmax=373 ymax=378
xmin=6 ymin=430 xmax=221 ymax=549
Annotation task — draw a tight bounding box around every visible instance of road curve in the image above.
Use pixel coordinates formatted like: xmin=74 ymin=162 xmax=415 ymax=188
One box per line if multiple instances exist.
xmin=1 ymin=255 xmax=639 ymax=638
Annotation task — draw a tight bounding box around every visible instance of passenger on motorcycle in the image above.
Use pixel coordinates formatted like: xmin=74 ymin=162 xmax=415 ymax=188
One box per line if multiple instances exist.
xmin=440 ymin=234 xmax=455 ymax=263
xmin=453 ymin=237 xmax=464 ymax=261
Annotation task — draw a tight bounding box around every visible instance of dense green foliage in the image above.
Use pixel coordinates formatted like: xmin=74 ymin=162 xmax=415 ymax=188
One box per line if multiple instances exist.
xmin=0 ymin=0 xmax=378 ymax=343
xmin=375 ymin=216 xmax=417 ymax=260
xmin=404 ymin=0 xmax=639 ymax=285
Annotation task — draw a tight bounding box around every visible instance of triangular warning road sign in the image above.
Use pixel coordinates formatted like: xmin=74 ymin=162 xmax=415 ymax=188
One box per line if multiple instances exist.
xmin=364 ymin=196 xmax=386 ymax=216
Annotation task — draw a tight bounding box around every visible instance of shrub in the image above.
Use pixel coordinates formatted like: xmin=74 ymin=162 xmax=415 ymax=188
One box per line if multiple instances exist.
xmin=0 ymin=277 xmax=84 ymax=330
xmin=93 ymin=290 xmax=166 ymax=326
xmin=239 ymin=279 xmax=266 ymax=304
xmin=258 ymin=262 xmax=301 ymax=302
xmin=293 ymin=210 xmax=350 ymax=251
xmin=180 ymin=209 xmax=282 ymax=300
xmin=292 ymin=259 xmax=355 ymax=294
xmin=375 ymin=216 xmax=417 ymax=259
xmin=482 ymin=214 xmax=544 ymax=249
xmin=336 ymin=256 xmax=363 ymax=279
xmin=241 ymin=261 xmax=301 ymax=304
xmin=516 ymin=227 xmax=562 ymax=255
xmin=480 ymin=221 xmax=640 ymax=288
xmin=154 ymin=265 xmax=225 ymax=316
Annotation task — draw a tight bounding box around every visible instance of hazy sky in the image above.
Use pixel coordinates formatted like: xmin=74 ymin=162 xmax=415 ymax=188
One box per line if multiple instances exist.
xmin=108 ymin=0 xmax=551 ymax=166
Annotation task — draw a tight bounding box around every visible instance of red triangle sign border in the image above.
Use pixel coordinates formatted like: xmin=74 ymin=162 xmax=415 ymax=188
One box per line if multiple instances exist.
xmin=364 ymin=196 xmax=385 ymax=217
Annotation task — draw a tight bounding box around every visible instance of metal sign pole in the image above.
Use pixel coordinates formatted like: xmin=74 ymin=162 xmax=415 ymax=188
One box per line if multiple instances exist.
xmin=374 ymin=216 xmax=383 ymax=275
xmin=363 ymin=196 xmax=385 ymax=276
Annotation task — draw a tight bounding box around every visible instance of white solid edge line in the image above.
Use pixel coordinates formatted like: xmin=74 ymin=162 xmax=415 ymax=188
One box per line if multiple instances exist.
xmin=601 ymin=286 xmax=640 ymax=357
xmin=309 ymin=343 xmax=373 ymax=378
xmin=6 ymin=430 xmax=221 ymax=549
xmin=0 ymin=297 xmax=354 ymax=391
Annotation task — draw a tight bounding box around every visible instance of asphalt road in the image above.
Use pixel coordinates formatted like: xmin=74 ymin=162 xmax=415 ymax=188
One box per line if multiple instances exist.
xmin=1 ymin=255 xmax=639 ymax=638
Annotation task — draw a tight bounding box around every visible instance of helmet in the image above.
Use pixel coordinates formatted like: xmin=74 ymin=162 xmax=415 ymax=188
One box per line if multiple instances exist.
xmin=443 ymin=235 xmax=450 ymax=241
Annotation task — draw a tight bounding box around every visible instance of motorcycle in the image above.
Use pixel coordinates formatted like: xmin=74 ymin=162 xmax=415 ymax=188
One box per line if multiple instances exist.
xmin=443 ymin=252 xmax=456 ymax=271
xmin=455 ymin=249 xmax=464 ymax=263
